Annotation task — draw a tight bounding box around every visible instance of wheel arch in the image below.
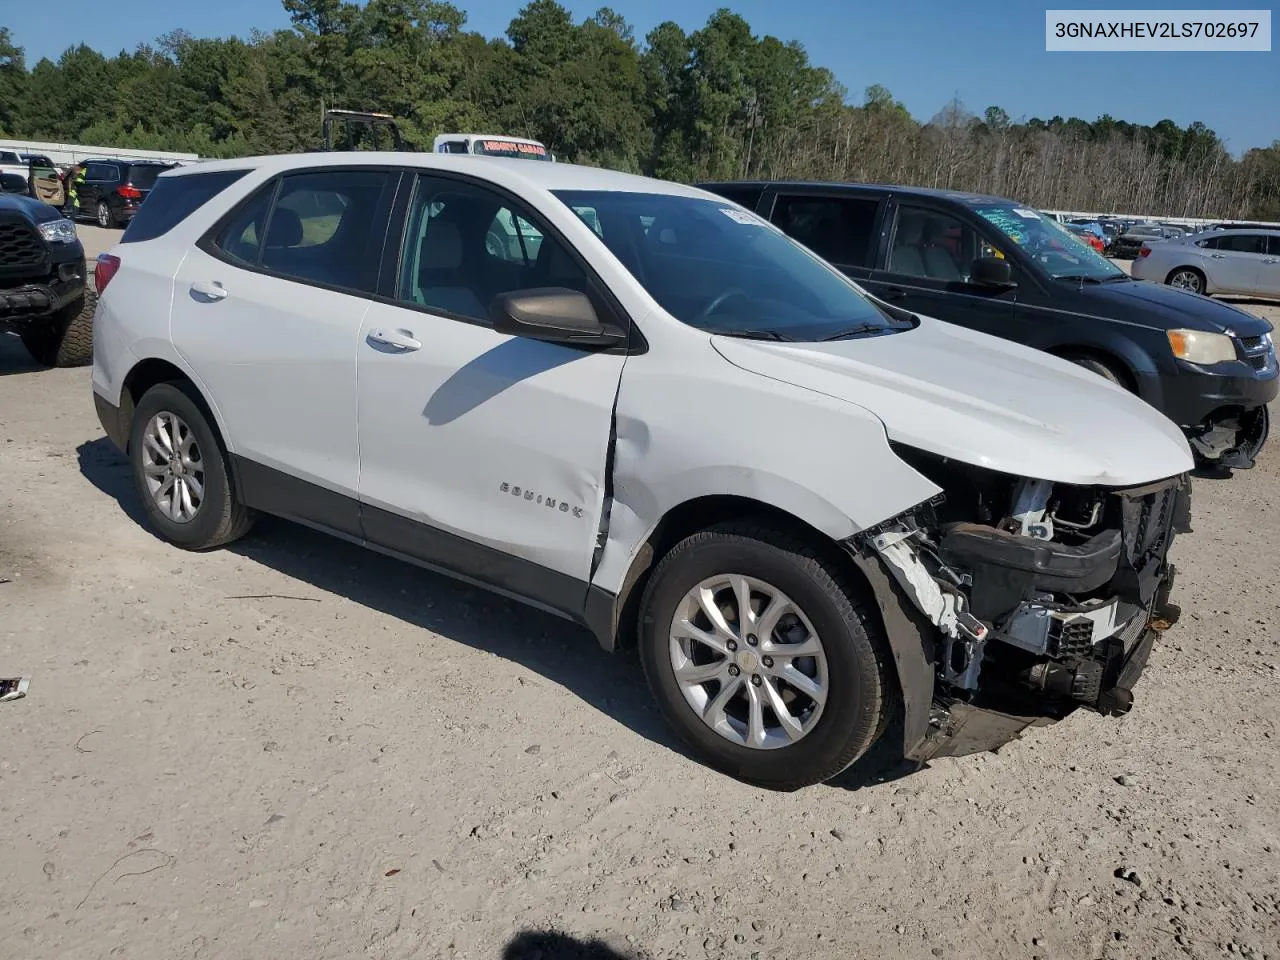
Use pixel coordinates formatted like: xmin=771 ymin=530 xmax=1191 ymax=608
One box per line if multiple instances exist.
xmin=590 ymin=493 xmax=879 ymax=656
xmin=1165 ymin=264 xmax=1208 ymax=293
xmin=1046 ymin=343 xmax=1139 ymax=393
xmin=584 ymin=492 xmax=937 ymax=764
xmin=119 ymin=357 xmax=233 ymax=463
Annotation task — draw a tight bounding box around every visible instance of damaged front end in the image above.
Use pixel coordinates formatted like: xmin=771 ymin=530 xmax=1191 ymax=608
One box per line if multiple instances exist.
xmin=851 ymin=446 xmax=1190 ymax=763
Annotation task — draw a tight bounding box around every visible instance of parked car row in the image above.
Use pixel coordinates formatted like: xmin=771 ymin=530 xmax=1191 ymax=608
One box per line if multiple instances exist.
xmin=1131 ymin=227 xmax=1280 ymax=300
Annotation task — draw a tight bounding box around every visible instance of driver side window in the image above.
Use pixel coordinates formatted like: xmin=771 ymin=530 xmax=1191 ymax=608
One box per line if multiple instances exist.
xmin=888 ymin=206 xmax=1000 ymax=281
xmin=395 ymin=174 xmax=590 ymax=325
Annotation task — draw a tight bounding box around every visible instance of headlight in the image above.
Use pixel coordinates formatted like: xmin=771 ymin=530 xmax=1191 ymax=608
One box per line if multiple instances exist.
xmin=38 ymin=219 xmax=77 ymax=244
xmin=1167 ymin=329 xmax=1237 ymax=364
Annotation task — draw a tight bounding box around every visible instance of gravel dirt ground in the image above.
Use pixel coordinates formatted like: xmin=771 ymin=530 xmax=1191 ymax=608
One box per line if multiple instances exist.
xmin=2 ymin=226 xmax=1279 ymax=960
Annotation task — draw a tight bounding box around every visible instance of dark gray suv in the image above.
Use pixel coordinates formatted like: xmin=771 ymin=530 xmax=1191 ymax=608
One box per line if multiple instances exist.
xmin=76 ymin=159 xmax=176 ymax=229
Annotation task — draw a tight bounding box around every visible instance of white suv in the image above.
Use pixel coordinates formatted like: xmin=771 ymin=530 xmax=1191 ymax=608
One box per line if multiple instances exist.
xmin=92 ymin=154 xmax=1194 ymax=788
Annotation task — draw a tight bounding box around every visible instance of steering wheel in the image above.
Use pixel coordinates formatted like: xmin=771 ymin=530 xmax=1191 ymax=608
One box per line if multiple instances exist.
xmin=697 ymin=288 xmax=749 ymax=322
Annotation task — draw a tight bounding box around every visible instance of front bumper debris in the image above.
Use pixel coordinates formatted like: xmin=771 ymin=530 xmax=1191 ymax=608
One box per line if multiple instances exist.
xmin=857 ymin=474 xmax=1188 ymax=763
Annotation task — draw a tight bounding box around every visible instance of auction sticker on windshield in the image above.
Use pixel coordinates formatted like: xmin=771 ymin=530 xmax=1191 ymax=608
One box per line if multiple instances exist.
xmin=720 ymin=208 xmax=763 ymax=225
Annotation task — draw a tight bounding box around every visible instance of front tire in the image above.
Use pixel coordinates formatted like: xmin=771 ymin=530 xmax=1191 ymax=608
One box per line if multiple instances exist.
xmin=638 ymin=520 xmax=893 ymax=790
xmin=1064 ymin=353 xmax=1129 ymax=391
xmin=20 ymin=290 xmax=97 ymax=367
xmin=129 ymin=382 xmax=254 ymax=550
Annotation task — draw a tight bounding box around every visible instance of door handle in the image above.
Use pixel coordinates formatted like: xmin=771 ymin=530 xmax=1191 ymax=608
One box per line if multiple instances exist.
xmin=881 ymin=286 xmax=908 ymax=301
xmin=1263 ymin=258 xmax=1279 ymax=264
xmin=1210 ymin=253 xmax=1227 ymax=259
xmin=367 ymin=328 xmax=422 ymax=352
xmin=190 ymin=280 xmax=228 ymax=301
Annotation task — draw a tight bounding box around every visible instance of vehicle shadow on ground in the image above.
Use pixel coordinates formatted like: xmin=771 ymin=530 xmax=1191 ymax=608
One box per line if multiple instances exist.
xmin=0 ymin=333 xmax=45 ymax=377
xmin=502 ymin=930 xmax=642 ymax=959
xmin=76 ymin=435 xmax=924 ymax=793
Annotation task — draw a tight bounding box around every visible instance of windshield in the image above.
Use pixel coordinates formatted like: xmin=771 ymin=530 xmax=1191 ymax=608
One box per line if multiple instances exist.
xmin=553 ymin=190 xmax=903 ymax=341
xmin=975 ymin=204 xmax=1125 ymax=281
xmin=473 ymin=139 xmax=551 ymax=161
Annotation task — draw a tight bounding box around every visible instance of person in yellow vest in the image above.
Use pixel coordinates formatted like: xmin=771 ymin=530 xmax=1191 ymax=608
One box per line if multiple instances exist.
xmin=63 ymin=163 xmax=85 ymax=217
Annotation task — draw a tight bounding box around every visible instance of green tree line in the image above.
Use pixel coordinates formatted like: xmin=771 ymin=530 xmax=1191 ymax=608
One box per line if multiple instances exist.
xmin=1 ymin=0 xmax=1277 ymax=218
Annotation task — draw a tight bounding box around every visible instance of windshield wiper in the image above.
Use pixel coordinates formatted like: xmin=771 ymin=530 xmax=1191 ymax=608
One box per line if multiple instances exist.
xmin=822 ymin=323 xmax=898 ymax=341
xmin=1054 ymin=274 xmax=1104 ymax=284
xmin=707 ymin=328 xmax=794 ymax=342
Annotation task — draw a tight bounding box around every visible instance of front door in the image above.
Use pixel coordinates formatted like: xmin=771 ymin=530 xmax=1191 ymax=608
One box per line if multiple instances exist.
xmin=355 ymin=172 xmax=627 ymax=610
xmin=170 ymin=166 xmax=398 ymax=535
xmin=861 ymin=200 xmax=1020 ymax=337
xmin=1262 ymin=236 xmax=1280 ymax=298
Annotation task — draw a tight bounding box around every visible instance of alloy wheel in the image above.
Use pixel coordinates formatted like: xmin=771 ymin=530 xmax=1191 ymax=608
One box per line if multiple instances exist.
xmin=141 ymin=411 xmax=205 ymax=523
xmin=668 ymin=574 xmax=829 ymax=749
xmin=1169 ymin=269 xmax=1203 ymax=293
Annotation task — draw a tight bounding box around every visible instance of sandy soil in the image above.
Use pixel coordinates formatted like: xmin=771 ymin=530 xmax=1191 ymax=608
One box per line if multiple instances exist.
xmin=2 ymin=229 xmax=1279 ymax=960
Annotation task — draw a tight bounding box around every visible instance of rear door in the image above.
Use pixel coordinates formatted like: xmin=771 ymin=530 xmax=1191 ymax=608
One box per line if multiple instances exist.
xmin=355 ymin=171 xmax=628 ymax=607
xmin=170 ymin=166 xmax=399 ymax=536
xmin=762 ymin=188 xmax=886 ymax=281
xmin=1201 ymin=233 xmax=1267 ymax=295
xmin=81 ymin=162 xmax=110 ymax=211
xmin=860 ymin=199 xmax=1020 ymax=336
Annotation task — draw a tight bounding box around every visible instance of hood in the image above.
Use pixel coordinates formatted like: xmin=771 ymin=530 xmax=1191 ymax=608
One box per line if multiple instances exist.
xmin=0 ymin=193 xmax=64 ymax=223
xmin=1076 ymin=276 xmax=1273 ymax=336
xmin=712 ymin=316 xmax=1193 ymax=488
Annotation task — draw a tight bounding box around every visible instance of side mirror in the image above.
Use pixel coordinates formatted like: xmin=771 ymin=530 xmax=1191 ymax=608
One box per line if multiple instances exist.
xmin=970 ymin=256 xmax=1016 ymax=288
xmin=491 ymin=287 xmax=625 ymax=347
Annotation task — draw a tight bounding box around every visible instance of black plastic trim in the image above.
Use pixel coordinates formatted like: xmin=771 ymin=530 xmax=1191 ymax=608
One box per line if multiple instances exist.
xmin=94 ymin=392 xmax=128 ymax=452
xmin=232 ymin=454 xmax=362 ymax=540
xmin=227 ymin=455 xmax=601 ymax=634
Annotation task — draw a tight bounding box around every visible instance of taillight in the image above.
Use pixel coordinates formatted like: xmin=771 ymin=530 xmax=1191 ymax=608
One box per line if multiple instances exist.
xmin=95 ymin=254 xmax=121 ymax=292
xmin=116 ymin=185 xmax=143 ymax=200
xmin=1138 ymin=246 xmax=1152 ymax=257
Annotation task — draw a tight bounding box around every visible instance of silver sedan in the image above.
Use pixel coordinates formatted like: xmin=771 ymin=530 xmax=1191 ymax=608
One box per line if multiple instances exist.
xmin=1130 ymin=228 xmax=1280 ymax=299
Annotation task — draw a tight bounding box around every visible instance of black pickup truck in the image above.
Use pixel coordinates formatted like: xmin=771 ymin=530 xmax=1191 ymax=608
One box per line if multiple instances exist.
xmin=0 ymin=192 xmax=95 ymax=366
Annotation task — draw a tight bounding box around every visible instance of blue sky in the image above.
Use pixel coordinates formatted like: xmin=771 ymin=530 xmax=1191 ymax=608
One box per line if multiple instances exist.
xmin=8 ymin=0 xmax=1276 ymax=153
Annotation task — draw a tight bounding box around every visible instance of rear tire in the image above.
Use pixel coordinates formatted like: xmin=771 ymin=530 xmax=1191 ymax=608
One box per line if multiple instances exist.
xmin=20 ymin=290 xmax=97 ymax=367
xmin=129 ymin=382 xmax=254 ymax=550
xmin=1166 ymin=267 xmax=1205 ymax=295
xmin=638 ymin=520 xmax=892 ymax=790
xmin=97 ymin=200 xmax=115 ymax=229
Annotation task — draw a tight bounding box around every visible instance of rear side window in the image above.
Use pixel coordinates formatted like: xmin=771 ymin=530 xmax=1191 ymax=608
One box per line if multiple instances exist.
xmin=704 ymin=184 xmax=764 ymax=211
xmin=771 ymin=194 xmax=881 ymax=267
xmin=126 ymin=165 xmax=171 ymax=189
xmin=208 ymin=168 xmax=396 ymax=295
xmin=1216 ymin=234 xmax=1267 ymax=254
xmin=121 ymin=170 xmax=250 ymax=244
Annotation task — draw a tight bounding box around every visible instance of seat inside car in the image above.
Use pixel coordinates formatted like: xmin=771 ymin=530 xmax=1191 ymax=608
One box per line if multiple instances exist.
xmin=891 ymin=213 xmax=928 ymax=276
xmin=921 ymin=218 xmax=963 ymax=281
xmin=417 ymin=219 xmax=487 ymax=319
